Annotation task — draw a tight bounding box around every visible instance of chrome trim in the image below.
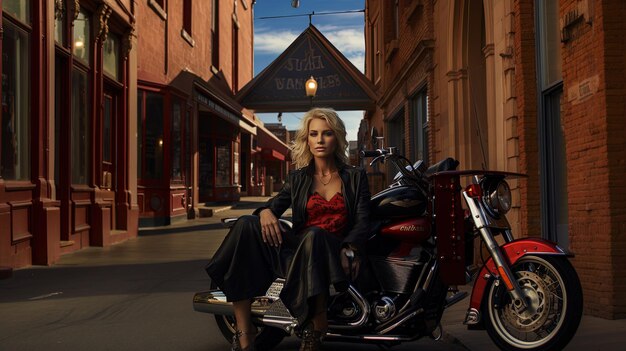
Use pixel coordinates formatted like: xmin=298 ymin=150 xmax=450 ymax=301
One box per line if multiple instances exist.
xmin=464 ymin=307 xmax=481 ymax=325
xmin=398 ymin=253 xmax=433 ymax=313
xmin=324 ymin=333 xmax=419 ymax=342
xmin=193 ymin=291 xmax=234 ymax=315
xmin=463 ymin=192 xmax=528 ymax=310
xmin=330 ymin=285 xmax=371 ymax=330
xmin=260 ymin=316 xmax=298 ymax=333
xmin=444 ymin=291 xmax=468 ymax=308
xmin=376 ymin=308 xmax=424 ymax=335
xmin=422 ymin=260 xmax=438 ymax=292
xmin=193 ymin=290 xmax=278 ymax=317
xmin=503 ymin=229 xmax=514 ymax=243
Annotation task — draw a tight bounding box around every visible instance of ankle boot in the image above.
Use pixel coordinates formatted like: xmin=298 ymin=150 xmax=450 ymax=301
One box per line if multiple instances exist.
xmin=299 ymin=328 xmax=323 ymax=351
xmin=231 ymin=330 xmax=256 ymax=351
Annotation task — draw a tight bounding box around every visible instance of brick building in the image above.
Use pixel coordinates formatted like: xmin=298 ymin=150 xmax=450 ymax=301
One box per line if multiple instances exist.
xmin=0 ymin=0 xmax=138 ymax=269
xmin=361 ymin=0 xmax=626 ymax=319
xmin=136 ymin=0 xmax=289 ymax=225
xmin=1 ymin=0 xmax=290 ymax=268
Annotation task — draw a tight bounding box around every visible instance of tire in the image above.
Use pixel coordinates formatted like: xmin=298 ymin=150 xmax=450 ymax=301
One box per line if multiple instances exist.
xmin=483 ymin=255 xmax=583 ymax=351
xmin=211 ymin=282 xmax=286 ymax=351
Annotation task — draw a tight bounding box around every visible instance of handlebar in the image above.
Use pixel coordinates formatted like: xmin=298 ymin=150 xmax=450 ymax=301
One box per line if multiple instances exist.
xmin=360 ymin=149 xmax=389 ymax=158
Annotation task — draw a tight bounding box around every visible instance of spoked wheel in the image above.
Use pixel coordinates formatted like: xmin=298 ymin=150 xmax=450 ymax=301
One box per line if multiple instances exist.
xmin=483 ymin=255 xmax=583 ymax=351
xmin=211 ymin=282 xmax=286 ymax=351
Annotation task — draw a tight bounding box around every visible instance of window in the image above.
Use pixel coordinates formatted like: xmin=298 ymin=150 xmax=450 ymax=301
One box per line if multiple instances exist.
xmin=71 ymin=68 xmax=91 ymax=184
xmin=211 ymin=0 xmax=220 ymax=69
xmin=73 ymin=8 xmax=91 ymax=65
xmin=137 ymin=94 xmax=143 ymax=179
xmin=1 ymin=19 xmax=31 ymax=180
xmin=103 ymin=33 xmax=121 ymax=80
xmin=232 ymin=22 xmax=239 ymax=92
xmin=3 ymin=0 xmax=30 ymax=24
xmin=535 ymin=0 xmax=568 ymax=249
xmin=216 ymin=139 xmax=232 ymax=186
xmin=171 ymin=101 xmax=182 ymax=181
xmin=233 ymin=142 xmax=239 ymax=185
xmin=140 ymin=92 xmax=165 ymax=180
xmin=393 ymin=0 xmax=399 ymax=39
xmin=183 ymin=0 xmax=192 ymax=36
xmin=410 ymin=88 xmax=429 ymax=164
xmin=103 ymin=96 xmax=113 ymax=164
xmin=370 ymin=18 xmax=381 ymax=83
xmin=54 ymin=0 xmax=67 ymax=45
xmin=538 ymin=0 xmax=562 ymax=88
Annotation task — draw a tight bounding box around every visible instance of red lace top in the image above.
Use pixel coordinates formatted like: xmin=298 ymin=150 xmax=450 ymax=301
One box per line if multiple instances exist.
xmin=304 ymin=192 xmax=349 ymax=237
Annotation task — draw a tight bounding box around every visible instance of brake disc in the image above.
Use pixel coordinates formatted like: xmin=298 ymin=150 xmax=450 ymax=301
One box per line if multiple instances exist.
xmin=501 ymin=270 xmax=552 ymax=332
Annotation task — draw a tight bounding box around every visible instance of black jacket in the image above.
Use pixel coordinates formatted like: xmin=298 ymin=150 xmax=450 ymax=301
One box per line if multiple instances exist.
xmin=254 ymin=162 xmax=371 ymax=253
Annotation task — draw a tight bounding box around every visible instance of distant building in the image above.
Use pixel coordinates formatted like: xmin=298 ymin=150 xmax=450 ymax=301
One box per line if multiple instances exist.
xmin=265 ymin=123 xmax=289 ymax=144
xmin=348 ymin=141 xmax=358 ymax=166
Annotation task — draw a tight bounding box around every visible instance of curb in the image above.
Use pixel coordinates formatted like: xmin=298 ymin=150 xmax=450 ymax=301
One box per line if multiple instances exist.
xmin=198 ymin=205 xmax=233 ymax=218
xmin=0 ymin=266 xmax=13 ymax=280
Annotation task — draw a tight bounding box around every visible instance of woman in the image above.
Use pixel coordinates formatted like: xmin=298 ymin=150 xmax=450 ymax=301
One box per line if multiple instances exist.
xmin=206 ymin=108 xmax=371 ymax=351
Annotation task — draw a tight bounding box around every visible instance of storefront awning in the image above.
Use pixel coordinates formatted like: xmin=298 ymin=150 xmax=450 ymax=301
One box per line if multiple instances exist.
xmin=168 ymin=70 xmax=257 ymax=135
xmin=256 ymin=123 xmax=290 ymax=162
xmin=261 ymin=148 xmax=286 ymax=161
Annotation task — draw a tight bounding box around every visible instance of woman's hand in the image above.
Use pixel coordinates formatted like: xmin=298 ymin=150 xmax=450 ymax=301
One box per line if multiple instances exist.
xmin=259 ymin=208 xmax=283 ymax=247
xmin=341 ymin=247 xmax=360 ymax=280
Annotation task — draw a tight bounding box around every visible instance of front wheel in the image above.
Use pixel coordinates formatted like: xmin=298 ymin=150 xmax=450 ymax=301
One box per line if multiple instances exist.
xmin=483 ymin=255 xmax=583 ymax=351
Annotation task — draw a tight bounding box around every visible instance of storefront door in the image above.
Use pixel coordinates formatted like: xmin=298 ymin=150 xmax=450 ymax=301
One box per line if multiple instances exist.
xmin=102 ymin=89 xmax=118 ymax=228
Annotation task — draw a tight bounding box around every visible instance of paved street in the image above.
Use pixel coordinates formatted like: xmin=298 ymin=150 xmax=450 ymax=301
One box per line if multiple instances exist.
xmin=1 ymin=197 xmax=626 ymax=350
xmin=0 ymin=198 xmax=464 ymax=351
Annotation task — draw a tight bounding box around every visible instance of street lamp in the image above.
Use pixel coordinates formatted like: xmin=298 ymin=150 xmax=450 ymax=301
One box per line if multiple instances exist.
xmin=305 ymin=75 xmax=318 ymax=108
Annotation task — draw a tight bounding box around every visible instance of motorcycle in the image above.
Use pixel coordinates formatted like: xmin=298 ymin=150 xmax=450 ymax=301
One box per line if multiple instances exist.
xmin=193 ymin=146 xmax=583 ymax=351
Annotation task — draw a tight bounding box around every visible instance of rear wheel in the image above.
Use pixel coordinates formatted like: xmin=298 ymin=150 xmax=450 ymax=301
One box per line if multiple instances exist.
xmin=211 ymin=282 xmax=286 ymax=351
xmin=483 ymin=255 xmax=582 ymax=351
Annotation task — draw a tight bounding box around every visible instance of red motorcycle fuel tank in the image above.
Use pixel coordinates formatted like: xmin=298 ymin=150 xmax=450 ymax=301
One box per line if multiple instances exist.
xmin=380 ymin=217 xmax=431 ymax=244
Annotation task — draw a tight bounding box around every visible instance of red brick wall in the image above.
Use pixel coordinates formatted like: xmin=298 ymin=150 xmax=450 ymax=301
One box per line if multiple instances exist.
xmin=514 ymin=0 xmax=541 ymax=240
xmin=560 ymin=0 xmax=626 ymax=319
xmin=561 ymin=0 xmax=608 ymax=318
xmin=136 ymin=0 xmax=253 ymax=90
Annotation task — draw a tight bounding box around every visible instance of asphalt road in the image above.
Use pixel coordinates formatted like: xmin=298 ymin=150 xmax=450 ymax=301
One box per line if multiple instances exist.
xmin=0 ymin=201 xmax=468 ymax=351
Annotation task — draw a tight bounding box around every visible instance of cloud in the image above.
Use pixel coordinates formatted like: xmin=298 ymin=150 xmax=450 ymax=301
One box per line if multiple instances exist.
xmin=254 ymin=29 xmax=300 ymax=54
xmin=255 ymin=27 xmax=365 ymax=73
xmin=346 ymin=53 xmax=365 ymax=72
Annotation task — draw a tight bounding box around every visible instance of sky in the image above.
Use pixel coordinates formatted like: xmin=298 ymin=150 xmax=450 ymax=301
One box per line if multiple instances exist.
xmin=252 ymin=0 xmax=366 ymax=143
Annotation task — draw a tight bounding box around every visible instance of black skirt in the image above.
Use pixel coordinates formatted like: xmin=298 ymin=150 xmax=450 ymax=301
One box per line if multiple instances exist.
xmin=205 ymin=215 xmax=348 ymax=325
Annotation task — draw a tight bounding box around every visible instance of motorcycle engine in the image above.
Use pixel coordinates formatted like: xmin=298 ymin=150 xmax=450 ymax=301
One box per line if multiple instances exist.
xmin=373 ymin=296 xmax=397 ymax=323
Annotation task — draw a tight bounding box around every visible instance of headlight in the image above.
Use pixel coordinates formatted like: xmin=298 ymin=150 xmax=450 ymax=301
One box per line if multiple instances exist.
xmin=484 ymin=180 xmax=512 ymax=215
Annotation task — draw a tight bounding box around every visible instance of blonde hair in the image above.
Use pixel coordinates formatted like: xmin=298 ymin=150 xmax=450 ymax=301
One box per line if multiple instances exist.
xmin=291 ymin=108 xmax=348 ymax=169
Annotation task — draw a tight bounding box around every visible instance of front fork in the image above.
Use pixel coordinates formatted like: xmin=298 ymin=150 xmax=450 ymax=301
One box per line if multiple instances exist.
xmin=462 ymin=192 xmax=528 ymax=312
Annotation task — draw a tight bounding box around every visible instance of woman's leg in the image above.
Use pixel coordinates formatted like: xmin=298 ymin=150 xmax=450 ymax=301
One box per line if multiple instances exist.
xmin=233 ymin=299 xmax=255 ymax=349
xmin=280 ymin=226 xmax=346 ymax=327
xmin=310 ymin=293 xmax=328 ymax=332
xmin=206 ymin=215 xmax=291 ymax=349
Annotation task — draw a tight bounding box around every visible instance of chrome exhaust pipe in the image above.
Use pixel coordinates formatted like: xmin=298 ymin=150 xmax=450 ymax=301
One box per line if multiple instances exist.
xmin=193 ymin=290 xmax=277 ymax=316
xmin=193 ymin=290 xmax=234 ymax=315
xmin=193 ymin=289 xmax=298 ymax=333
